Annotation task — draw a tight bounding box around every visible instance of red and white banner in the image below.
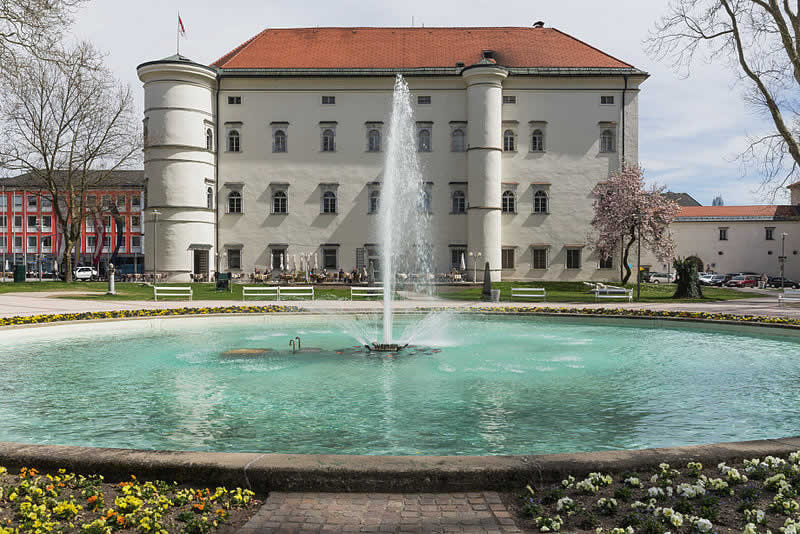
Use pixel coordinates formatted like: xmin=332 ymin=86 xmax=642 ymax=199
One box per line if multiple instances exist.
xmin=178 ymin=14 xmax=186 ymax=38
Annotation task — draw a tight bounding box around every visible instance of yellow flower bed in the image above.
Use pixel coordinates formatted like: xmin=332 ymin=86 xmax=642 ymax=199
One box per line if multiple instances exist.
xmin=0 ymin=467 xmax=259 ymax=534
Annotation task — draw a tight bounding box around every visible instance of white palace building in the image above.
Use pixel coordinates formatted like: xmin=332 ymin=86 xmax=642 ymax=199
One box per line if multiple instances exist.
xmin=137 ymin=25 xmax=647 ymax=282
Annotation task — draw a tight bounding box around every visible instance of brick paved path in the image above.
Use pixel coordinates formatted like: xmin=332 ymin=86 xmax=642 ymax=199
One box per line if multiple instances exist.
xmin=237 ymin=492 xmax=522 ymax=534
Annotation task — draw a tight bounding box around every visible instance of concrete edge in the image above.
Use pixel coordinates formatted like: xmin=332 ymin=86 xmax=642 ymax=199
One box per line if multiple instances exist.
xmin=1 ymin=437 xmax=799 ymax=493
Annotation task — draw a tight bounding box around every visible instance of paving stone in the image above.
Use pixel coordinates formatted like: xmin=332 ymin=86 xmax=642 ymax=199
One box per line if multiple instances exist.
xmin=235 ymin=492 xmax=521 ymax=534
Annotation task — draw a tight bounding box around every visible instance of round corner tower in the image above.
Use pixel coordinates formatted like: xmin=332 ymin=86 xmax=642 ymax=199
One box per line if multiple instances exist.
xmin=137 ymin=55 xmax=217 ymax=282
xmin=462 ymin=62 xmax=508 ymax=282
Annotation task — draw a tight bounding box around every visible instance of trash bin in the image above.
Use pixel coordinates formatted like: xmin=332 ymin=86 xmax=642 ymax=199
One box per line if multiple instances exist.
xmin=491 ymin=289 xmax=501 ymax=302
xmin=13 ymin=264 xmax=26 ymax=283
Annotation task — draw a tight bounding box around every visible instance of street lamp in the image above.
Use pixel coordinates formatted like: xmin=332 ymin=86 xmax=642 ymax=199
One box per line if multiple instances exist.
xmin=780 ymin=232 xmax=789 ymax=291
xmin=469 ymin=250 xmax=482 ymax=283
xmin=150 ymin=209 xmax=160 ymax=283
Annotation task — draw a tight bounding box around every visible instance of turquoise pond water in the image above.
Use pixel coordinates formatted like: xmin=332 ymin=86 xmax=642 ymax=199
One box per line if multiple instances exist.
xmin=0 ymin=313 xmax=798 ymax=456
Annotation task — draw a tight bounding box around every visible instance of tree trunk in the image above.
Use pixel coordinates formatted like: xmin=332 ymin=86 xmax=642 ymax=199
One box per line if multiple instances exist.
xmin=64 ymin=240 xmax=74 ymax=283
xmin=620 ymin=231 xmax=637 ymax=284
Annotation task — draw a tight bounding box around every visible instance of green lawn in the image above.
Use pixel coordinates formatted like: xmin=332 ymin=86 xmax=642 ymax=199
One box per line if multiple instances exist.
xmin=0 ymin=280 xmax=761 ymax=303
xmin=436 ymin=281 xmax=761 ymax=303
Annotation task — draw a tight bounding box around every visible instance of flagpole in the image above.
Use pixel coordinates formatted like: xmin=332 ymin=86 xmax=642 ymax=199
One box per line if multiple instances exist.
xmin=177 ymin=11 xmax=180 ymax=56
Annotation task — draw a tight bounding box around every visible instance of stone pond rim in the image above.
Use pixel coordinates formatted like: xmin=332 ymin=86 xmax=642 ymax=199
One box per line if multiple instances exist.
xmin=1 ymin=437 xmax=799 ymax=493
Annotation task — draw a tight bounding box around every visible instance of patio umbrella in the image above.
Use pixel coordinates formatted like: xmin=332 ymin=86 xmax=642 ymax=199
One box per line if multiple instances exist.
xmin=279 ymin=253 xmax=284 ymax=271
xmin=460 ymin=253 xmax=466 ymax=271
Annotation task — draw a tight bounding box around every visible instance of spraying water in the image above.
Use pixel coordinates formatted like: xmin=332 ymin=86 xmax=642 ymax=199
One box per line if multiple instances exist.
xmin=377 ymin=75 xmax=433 ymax=343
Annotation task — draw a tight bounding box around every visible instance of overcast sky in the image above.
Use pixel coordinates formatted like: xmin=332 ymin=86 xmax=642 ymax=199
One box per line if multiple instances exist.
xmin=72 ymin=0 xmax=781 ymax=206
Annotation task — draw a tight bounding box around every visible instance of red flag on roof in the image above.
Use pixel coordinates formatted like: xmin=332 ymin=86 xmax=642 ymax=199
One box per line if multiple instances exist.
xmin=178 ymin=14 xmax=186 ymax=38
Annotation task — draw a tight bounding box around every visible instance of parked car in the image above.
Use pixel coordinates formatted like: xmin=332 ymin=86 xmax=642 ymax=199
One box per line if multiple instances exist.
xmin=647 ymin=272 xmax=676 ymax=283
xmin=726 ymin=275 xmax=759 ymax=288
xmin=698 ymin=273 xmax=714 ymax=285
xmin=73 ymin=266 xmax=97 ymax=281
xmin=705 ymin=274 xmax=728 ymax=286
xmin=768 ymin=276 xmax=799 ymax=288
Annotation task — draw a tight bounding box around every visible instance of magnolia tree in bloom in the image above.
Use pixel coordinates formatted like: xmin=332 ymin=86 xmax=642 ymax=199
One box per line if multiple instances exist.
xmin=590 ymin=166 xmax=680 ymax=283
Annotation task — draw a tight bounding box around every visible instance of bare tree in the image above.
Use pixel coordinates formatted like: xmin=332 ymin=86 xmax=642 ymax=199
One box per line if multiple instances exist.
xmin=0 ymin=0 xmax=88 ymax=68
xmin=0 ymin=43 xmax=141 ymax=281
xmin=647 ymin=0 xmax=800 ymax=195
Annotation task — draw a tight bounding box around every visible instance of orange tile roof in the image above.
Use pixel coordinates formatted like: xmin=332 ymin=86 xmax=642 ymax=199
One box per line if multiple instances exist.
xmin=677 ymin=205 xmax=800 ymax=219
xmin=212 ymin=27 xmax=636 ymax=70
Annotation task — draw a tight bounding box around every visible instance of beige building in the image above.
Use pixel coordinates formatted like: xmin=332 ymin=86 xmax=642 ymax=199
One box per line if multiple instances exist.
xmin=640 ymin=186 xmax=800 ymax=279
xmin=137 ymin=26 xmax=648 ymax=282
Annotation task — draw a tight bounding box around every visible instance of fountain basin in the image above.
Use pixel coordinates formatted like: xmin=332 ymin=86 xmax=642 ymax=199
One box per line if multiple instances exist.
xmin=2 ymin=313 xmax=799 ymax=456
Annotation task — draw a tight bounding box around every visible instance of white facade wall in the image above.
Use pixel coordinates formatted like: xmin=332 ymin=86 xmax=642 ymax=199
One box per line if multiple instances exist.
xmin=642 ymin=220 xmax=800 ymax=278
xmin=140 ymin=58 xmax=645 ymax=281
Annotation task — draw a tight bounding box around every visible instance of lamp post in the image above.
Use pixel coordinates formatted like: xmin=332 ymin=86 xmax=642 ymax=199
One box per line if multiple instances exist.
xmin=469 ymin=250 xmax=482 ymax=283
xmin=150 ymin=209 xmax=160 ymax=283
xmin=37 ymin=221 xmax=43 ymax=282
xmin=780 ymin=232 xmax=789 ymax=291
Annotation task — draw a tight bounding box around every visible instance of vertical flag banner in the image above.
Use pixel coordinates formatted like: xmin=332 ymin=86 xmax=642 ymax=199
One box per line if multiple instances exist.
xmin=177 ymin=13 xmax=187 ymax=55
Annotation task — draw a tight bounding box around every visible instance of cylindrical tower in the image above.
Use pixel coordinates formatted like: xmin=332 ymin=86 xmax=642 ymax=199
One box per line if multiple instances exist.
xmin=137 ymin=55 xmax=217 ymax=282
xmin=463 ymin=62 xmax=507 ymax=282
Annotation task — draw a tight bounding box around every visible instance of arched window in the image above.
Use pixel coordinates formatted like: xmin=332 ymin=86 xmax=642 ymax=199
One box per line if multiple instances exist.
xmin=503 ymin=130 xmax=516 ymax=151
xmin=273 ymin=130 xmax=287 ymax=153
xmin=452 ymin=190 xmax=466 ymax=213
xmin=531 ymin=129 xmax=544 ymax=152
xmin=228 ymin=130 xmax=240 ymax=152
xmin=533 ymin=190 xmax=548 ymax=213
xmin=502 ymin=190 xmax=516 ymax=213
xmin=369 ymin=190 xmax=380 ymax=213
xmin=367 ymin=129 xmax=381 ymax=152
xmin=321 ymin=129 xmax=335 ymax=152
xmin=206 ymin=187 xmax=214 ymax=210
xmin=206 ymin=128 xmax=213 ymax=151
xmin=227 ymin=191 xmax=242 ymax=213
xmin=451 ymin=129 xmax=465 ymax=152
xmin=273 ymin=191 xmax=287 ymax=214
xmin=322 ymin=191 xmax=337 ymax=213
xmin=418 ymin=128 xmax=431 ymax=152
xmin=600 ymin=129 xmax=615 ymax=153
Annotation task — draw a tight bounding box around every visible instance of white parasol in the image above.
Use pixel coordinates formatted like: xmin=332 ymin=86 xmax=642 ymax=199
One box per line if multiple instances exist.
xmin=460 ymin=253 xmax=466 ymax=271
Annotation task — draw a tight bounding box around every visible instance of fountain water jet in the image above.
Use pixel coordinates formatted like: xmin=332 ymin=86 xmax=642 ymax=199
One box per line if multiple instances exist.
xmin=377 ymin=75 xmax=433 ymax=345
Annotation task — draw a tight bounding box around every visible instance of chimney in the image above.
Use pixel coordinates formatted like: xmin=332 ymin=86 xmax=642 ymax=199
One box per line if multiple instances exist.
xmin=533 ymin=21 xmax=545 ymax=28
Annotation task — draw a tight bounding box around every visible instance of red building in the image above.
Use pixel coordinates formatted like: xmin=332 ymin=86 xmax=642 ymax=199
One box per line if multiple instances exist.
xmin=0 ymin=171 xmax=145 ymax=277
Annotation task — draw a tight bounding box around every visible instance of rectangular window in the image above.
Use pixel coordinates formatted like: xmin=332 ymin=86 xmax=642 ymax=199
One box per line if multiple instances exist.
xmin=101 ymin=195 xmax=111 ymax=208
xmin=532 ymin=248 xmax=548 ymax=270
xmin=41 ymin=196 xmax=52 ymax=210
xmin=321 ymin=95 xmax=335 ymax=105
xmin=102 ymin=236 xmax=111 ymax=250
xmin=599 ymin=256 xmax=613 ymax=269
xmin=501 ymin=248 xmax=515 ymax=269
xmin=131 ymin=215 xmax=141 ymax=228
xmin=27 ymin=235 xmax=37 ymax=250
xmin=13 ymin=236 xmax=22 ymax=250
xmin=13 ymin=215 xmax=22 ymax=229
xmin=227 ymin=249 xmax=241 ymax=270
xmin=12 ymin=195 xmax=22 ymax=210
xmin=417 ymin=95 xmax=431 ymax=105
xmin=27 ymin=215 xmax=37 ymax=228
xmin=227 ymin=96 xmax=242 ymax=105
xmin=42 ymin=236 xmax=52 ymax=249
xmin=0 ymin=195 xmax=5 ymax=211
xmin=42 ymin=215 xmax=51 ymax=229
xmin=27 ymin=195 xmax=37 ymax=209
xmin=86 ymin=195 xmax=97 ymax=208
xmin=103 ymin=215 xmax=112 ymax=230
xmin=0 ymin=215 xmax=5 ymax=228
xmin=323 ymin=248 xmax=337 ymax=270
xmin=116 ymin=195 xmax=126 ymax=208
xmin=451 ymin=249 xmax=466 ymax=269
xmin=719 ymin=227 xmax=728 ymax=241
xmin=766 ymin=227 xmax=775 ymax=241
xmin=601 ymin=95 xmax=615 ymax=105
xmin=0 ymin=237 xmax=5 ymax=252
xmin=131 ymin=195 xmax=141 ymax=208
xmin=131 ymin=236 xmax=142 ymax=248
xmin=87 ymin=236 xmax=97 ymax=250
xmin=567 ymin=249 xmax=582 ymax=269
xmin=503 ymin=95 xmax=516 ymax=104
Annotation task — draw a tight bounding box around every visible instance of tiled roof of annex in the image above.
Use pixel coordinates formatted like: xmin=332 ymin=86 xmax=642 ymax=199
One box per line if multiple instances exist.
xmin=676 ymin=205 xmax=800 ymax=222
xmin=211 ymin=26 xmax=641 ymax=72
